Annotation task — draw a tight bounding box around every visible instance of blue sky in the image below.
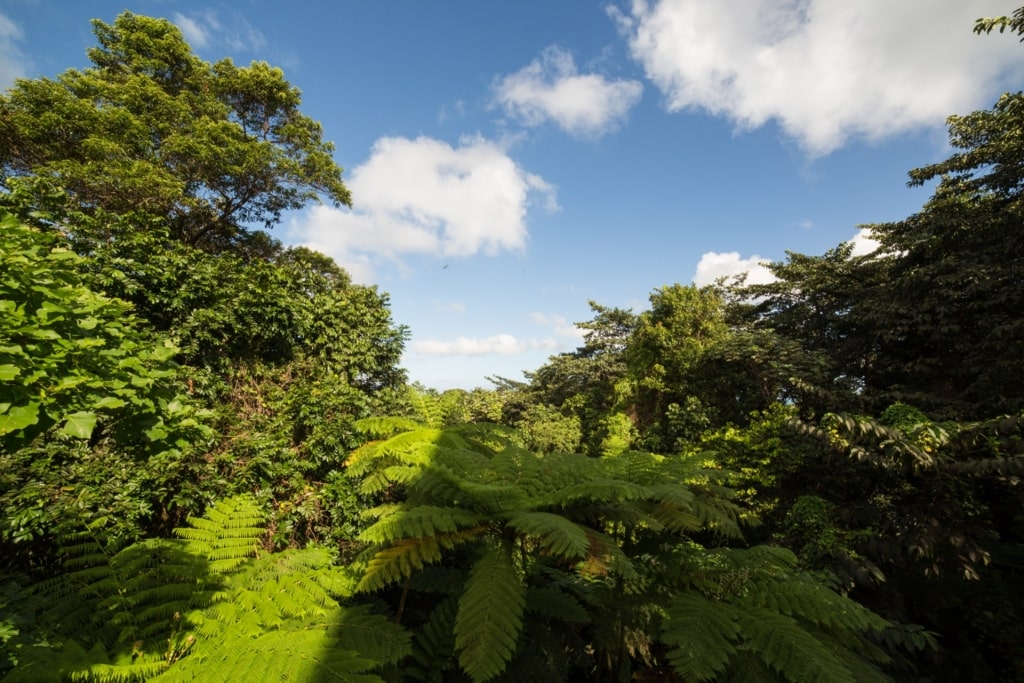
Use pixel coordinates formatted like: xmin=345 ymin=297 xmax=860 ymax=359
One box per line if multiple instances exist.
xmin=2 ymin=1 xmax=1022 ymax=389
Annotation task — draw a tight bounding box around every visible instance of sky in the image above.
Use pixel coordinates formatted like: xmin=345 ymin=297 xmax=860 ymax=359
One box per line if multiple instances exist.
xmin=2 ymin=1 xmax=1023 ymax=389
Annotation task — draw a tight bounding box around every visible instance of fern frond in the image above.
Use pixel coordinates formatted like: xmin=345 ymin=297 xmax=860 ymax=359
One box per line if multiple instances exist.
xmin=346 ymin=428 xmax=445 ymax=472
xmin=524 ymin=585 xmax=589 ymax=624
xmin=70 ymin=656 xmax=168 ymax=683
xmin=642 ymin=502 xmax=702 ymax=534
xmin=174 ymin=495 xmax=266 ymax=573
xmin=743 ymin=574 xmax=890 ymax=633
xmin=454 ymin=542 xmax=526 ymax=683
xmin=737 ymin=607 xmax=857 ymax=683
xmin=406 ymin=594 xmax=460 ymax=683
xmin=358 ymin=505 xmax=487 ymax=543
xmin=354 ymin=415 xmax=423 ymax=439
xmin=155 ymin=620 xmax=383 ymax=683
xmin=662 ymin=592 xmax=741 ymax=683
xmin=332 ymin=604 xmax=412 ymax=668
xmin=719 ymin=650 xmax=783 ymax=683
xmin=357 ymin=528 xmax=483 ymax=593
xmin=507 ymin=511 xmax=591 ymax=561
xmin=547 ymin=478 xmax=648 ymax=507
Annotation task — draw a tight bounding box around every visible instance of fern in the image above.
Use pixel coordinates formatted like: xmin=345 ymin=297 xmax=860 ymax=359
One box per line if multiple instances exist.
xmin=173 ymin=495 xmax=266 ymax=573
xmin=359 ymin=505 xmax=488 ymax=543
xmin=9 ymin=496 xmax=412 ymax=682
xmin=506 ymin=511 xmax=591 ymax=561
xmin=357 ymin=529 xmax=482 ymax=593
xmin=346 ymin=423 xmax=902 ymax=682
xmin=405 ymin=594 xmax=461 ymax=683
xmin=737 ymin=608 xmax=858 ymax=683
xmin=454 ymin=543 xmax=526 ymax=683
xmin=662 ymin=592 xmax=741 ymax=682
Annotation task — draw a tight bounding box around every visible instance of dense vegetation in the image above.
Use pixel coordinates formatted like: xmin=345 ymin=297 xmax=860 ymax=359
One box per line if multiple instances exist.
xmin=1 ymin=10 xmax=1021 ymax=682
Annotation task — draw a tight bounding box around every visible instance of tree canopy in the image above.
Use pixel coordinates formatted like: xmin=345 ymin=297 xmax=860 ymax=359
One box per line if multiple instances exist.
xmin=0 ymin=12 xmax=350 ymax=254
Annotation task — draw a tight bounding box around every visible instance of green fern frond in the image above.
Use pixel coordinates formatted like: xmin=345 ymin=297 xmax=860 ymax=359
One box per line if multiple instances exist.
xmin=357 ymin=528 xmax=483 ymax=593
xmin=174 ymin=495 xmax=266 ymax=573
xmin=639 ymin=502 xmax=699 ymax=534
xmin=719 ymin=650 xmax=783 ymax=683
xmin=406 ymin=594 xmax=460 ymax=683
xmin=736 ymin=607 xmax=857 ymax=683
xmin=662 ymin=592 xmax=741 ymax=682
xmin=546 ymin=478 xmax=648 ymax=507
xmin=354 ymin=415 xmax=423 ymax=439
xmin=69 ymin=656 xmax=168 ymax=683
xmin=449 ymin=422 xmax=521 ymax=455
xmin=690 ymin=496 xmax=744 ymax=539
xmin=743 ymin=574 xmax=890 ymax=633
xmin=154 ymin=620 xmax=383 ymax=683
xmin=346 ymin=428 xmax=445 ymax=470
xmin=332 ymin=604 xmax=413 ymax=668
xmin=359 ymin=506 xmax=487 ymax=543
xmin=507 ymin=511 xmax=591 ymax=561
xmin=454 ymin=542 xmax=526 ymax=683
xmin=523 ymin=585 xmax=589 ymax=624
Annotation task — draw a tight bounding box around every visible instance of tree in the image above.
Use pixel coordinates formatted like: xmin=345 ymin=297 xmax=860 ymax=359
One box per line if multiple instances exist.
xmin=0 ymin=12 xmax=350 ymax=255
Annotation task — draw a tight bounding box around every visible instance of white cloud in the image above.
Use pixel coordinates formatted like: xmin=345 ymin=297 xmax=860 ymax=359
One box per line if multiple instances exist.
xmin=412 ymin=334 xmax=559 ymax=357
xmin=0 ymin=13 xmax=27 ymax=90
xmin=173 ymin=13 xmax=210 ymax=49
xmin=693 ymin=251 xmax=776 ymax=287
xmin=493 ymin=46 xmax=643 ymax=138
xmin=289 ymin=135 xmax=556 ymax=282
xmin=530 ymin=312 xmax=586 ymax=343
xmin=614 ymin=0 xmax=1024 ymax=155
xmin=172 ymin=9 xmax=266 ymax=53
xmin=848 ymin=227 xmax=880 ymax=256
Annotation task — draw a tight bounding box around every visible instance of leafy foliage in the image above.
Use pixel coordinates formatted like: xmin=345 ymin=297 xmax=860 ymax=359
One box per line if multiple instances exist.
xmin=346 ymin=422 xmax=900 ymax=682
xmin=0 ymin=214 xmax=214 ymax=563
xmin=5 ymin=496 xmax=410 ymax=682
xmin=0 ymin=12 xmax=350 ymax=254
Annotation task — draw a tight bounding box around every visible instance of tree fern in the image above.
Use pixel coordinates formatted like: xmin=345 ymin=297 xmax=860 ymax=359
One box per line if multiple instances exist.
xmin=7 ymin=496 xmax=411 ymax=682
xmin=357 ymin=529 xmax=482 ymax=593
xmin=405 ymin=594 xmax=462 ymax=683
xmin=173 ymin=495 xmax=266 ymax=573
xmin=454 ymin=542 xmax=526 ymax=683
xmin=506 ymin=511 xmax=591 ymax=562
xmin=662 ymin=592 xmax=740 ymax=682
xmin=346 ymin=423 xmax=905 ymax=681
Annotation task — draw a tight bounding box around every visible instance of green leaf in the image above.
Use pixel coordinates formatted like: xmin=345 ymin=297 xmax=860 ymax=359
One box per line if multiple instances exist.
xmin=0 ymin=364 xmax=21 ymax=380
xmin=61 ymin=411 xmax=98 ymax=439
xmin=92 ymin=396 xmax=127 ymax=410
xmin=454 ymin=543 xmax=525 ymax=682
xmin=0 ymin=403 xmax=40 ymax=434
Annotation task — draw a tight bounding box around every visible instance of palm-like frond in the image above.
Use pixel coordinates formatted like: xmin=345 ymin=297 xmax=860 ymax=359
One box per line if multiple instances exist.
xmin=454 ymin=543 xmax=526 ymax=683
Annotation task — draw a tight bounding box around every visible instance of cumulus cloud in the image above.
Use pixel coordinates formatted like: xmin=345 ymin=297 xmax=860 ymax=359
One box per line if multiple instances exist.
xmin=848 ymin=227 xmax=880 ymax=256
xmin=412 ymin=334 xmax=559 ymax=357
xmin=493 ymin=46 xmax=643 ymax=138
xmin=172 ymin=9 xmax=266 ymax=53
xmin=530 ymin=312 xmax=586 ymax=343
xmin=693 ymin=251 xmax=776 ymax=287
xmin=695 ymin=228 xmax=883 ymax=287
xmin=614 ymin=0 xmax=1024 ymax=155
xmin=0 ymin=13 xmax=27 ymax=90
xmin=289 ymin=135 xmax=556 ymax=282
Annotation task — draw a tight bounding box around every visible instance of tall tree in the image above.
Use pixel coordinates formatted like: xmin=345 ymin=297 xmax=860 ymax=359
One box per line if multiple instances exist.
xmin=0 ymin=12 xmax=350 ymax=255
